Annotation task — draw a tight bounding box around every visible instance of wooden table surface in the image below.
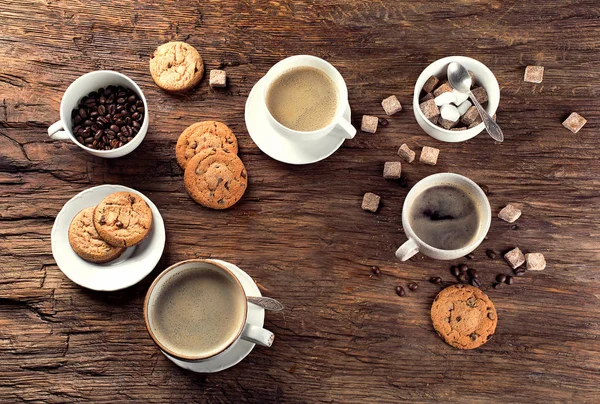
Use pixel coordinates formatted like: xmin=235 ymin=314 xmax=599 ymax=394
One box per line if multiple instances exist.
xmin=1 ymin=1 xmax=599 ymax=402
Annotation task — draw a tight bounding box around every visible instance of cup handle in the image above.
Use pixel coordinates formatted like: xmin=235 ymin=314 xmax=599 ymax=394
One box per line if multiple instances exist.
xmin=395 ymin=238 xmax=419 ymax=261
xmin=241 ymin=323 xmax=274 ymax=347
xmin=330 ymin=117 xmax=356 ymax=140
xmin=48 ymin=120 xmax=70 ymax=140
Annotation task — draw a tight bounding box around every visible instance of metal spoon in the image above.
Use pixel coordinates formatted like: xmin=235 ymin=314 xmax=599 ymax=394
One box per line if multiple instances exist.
xmin=247 ymin=296 xmax=284 ymax=311
xmin=447 ymin=62 xmax=504 ymax=142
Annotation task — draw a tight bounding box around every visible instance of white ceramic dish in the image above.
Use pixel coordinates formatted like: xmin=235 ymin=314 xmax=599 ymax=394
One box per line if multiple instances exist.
xmin=51 ymin=184 xmax=166 ymax=291
xmin=413 ymin=56 xmax=500 ymax=143
xmin=245 ymin=77 xmax=351 ymax=165
xmin=164 ymin=259 xmax=265 ymax=373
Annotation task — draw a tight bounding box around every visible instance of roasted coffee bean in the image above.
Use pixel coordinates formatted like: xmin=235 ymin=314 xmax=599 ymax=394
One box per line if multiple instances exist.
xmin=496 ymin=274 xmax=507 ymax=283
xmin=467 ymin=268 xmax=478 ymax=279
xmin=371 ymin=266 xmax=381 ymax=275
xmin=116 ymin=97 xmax=126 ymax=104
xmin=78 ymin=108 xmax=87 ymax=119
xmin=132 ymin=126 xmax=139 ymax=134
xmin=407 ymin=282 xmax=418 ymax=291
xmin=77 ymin=136 xmax=84 ymax=144
xmin=136 ymin=106 xmax=144 ymax=113
xmin=82 ymin=127 xmax=91 ymax=136
xmin=395 ymin=286 xmax=406 ymax=297
xmin=493 ymin=282 xmax=503 ymax=289
xmin=84 ymin=137 xmax=94 ymax=144
xmin=127 ymin=95 xmax=137 ymax=103
xmin=486 ymin=249 xmax=497 ymax=259
xmin=84 ymin=98 xmax=96 ymax=108
xmin=378 ymin=117 xmax=389 ymax=127
xmin=109 ymin=124 xmax=120 ymax=133
xmin=511 ymin=224 xmax=518 ymax=230
xmin=470 ymin=278 xmax=481 ymax=288
xmin=74 ymin=115 xmax=82 ymax=125
xmin=514 ymin=267 xmax=526 ymax=276
xmin=132 ymin=120 xmax=140 ymax=129
xmin=465 ymin=253 xmax=475 ymax=260
xmin=450 ymin=266 xmax=460 ymax=277
xmin=459 ymin=264 xmax=468 ymax=273
xmin=108 ymin=104 xmax=116 ymax=115
xmin=429 ymin=277 xmax=442 ymax=285
xmin=97 ymin=105 xmax=106 ymax=115
xmin=94 ymin=130 xmax=103 ymax=140
xmin=131 ymin=112 xmax=140 ymax=120
xmin=458 ymin=273 xmax=468 ymax=282
xmin=89 ymin=110 xmax=99 ymax=118
xmin=83 ymin=119 xmax=93 ymax=127
xmin=505 ymin=275 xmax=514 ymax=285
xmin=125 ymin=117 xmax=132 ymax=125
xmin=479 ymin=184 xmax=490 ymax=195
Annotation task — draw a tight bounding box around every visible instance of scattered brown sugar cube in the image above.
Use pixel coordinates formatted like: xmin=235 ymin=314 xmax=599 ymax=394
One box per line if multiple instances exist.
xmin=361 ymin=115 xmax=378 ymax=133
xmin=209 ymin=70 xmax=227 ymax=88
xmin=438 ymin=116 xmax=458 ymax=130
xmin=422 ymin=76 xmax=440 ymax=93
xmin=504 ymin=247 xmax=525 ymax=269
xmin=381 ymin=95 xmax=402 ymax=116
xmin=432 ymin=82 xmax=452 ymax=97
xmin=362 ymin=192 xmax=381 ymax=213
xmin=460 ymin=106 xmax=480 ymax=126
xmin=525 ymin=253 xmax=546 ymax=271
xmin=450 ymin=127 xmax=467 ymax=131
xmin=383 ymin=162 xmax=402 ymax=179
xmin=419 ymin=146 xmax=439 ymax=165
xmin=471 ymin=87 xmax=488 ymax=103
xmin=562 ymin=112 xmax=587 ymax=134
xmin=524 ymin=66 xmax=544 ymax=83
xmin=397 ymin=143 xmax=415 ymax=163
xmin=498 ymin=204 xmax=522 ymax=223
xmin=419 ymin=99 xmax=440 ymax=123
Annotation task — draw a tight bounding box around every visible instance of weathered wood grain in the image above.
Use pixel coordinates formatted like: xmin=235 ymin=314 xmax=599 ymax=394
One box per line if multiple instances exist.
xmin=1 ymin=0 xmax=600 ymax=402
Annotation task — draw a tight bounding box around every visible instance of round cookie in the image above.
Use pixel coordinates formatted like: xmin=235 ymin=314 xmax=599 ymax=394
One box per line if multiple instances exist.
xmin=431 ymin=284 xmax=497 ymax=349
xmin=149 ymin=41 xmax=204 ymax=92
xmin=93 ymin=192 xmax=153 ymax=247
xmin=184 ymin=147 xmax=248 ymax=209
xmin=68 ymin=207 xmax=125 ymax=263
xmin=176 ymin=121 xmax=238 ymax=169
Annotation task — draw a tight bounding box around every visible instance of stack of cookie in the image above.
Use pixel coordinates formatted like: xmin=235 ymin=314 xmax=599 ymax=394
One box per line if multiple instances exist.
xmin=176 ymin=121 xmax=248 ymax=210
xmin=68 ymin=192 xmax=153 ymax=263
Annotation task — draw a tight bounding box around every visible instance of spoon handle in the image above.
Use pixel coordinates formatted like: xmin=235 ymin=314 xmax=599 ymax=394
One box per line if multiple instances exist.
xmin=247 ymin=296 xmax=284 ymax=311
xmin=469 ymin=92 xmax=504 ymax=142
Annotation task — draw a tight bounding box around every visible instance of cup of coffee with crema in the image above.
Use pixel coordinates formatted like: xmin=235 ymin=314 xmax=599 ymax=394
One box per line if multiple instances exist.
xmin=144 ymin=259 xmax=274 ymax=363
xmin=396 ymin=173 xmax=491 ymax=261
xmin=262 ymin=55 xmax=356 ymax=140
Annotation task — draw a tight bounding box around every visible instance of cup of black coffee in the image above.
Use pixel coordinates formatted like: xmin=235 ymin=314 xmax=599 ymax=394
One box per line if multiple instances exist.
xmin=395 ymin=173 xmax=491 ymax=261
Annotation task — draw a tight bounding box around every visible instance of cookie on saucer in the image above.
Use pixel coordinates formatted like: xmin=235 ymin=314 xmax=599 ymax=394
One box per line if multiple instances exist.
xmin=149 ymin=41 xmax=204 ymax=92
xmin=176 ymin=121 xmax=238 ymax=169
xmin=184 ymin=147 xmax=248 ymax=209
xmin=93 ymin=192 xmax=153 ymax=247
xmin=431 ymin=284 xmax=497 ymax=349
xmin=68 ymin=207 xmax=125 ymax=263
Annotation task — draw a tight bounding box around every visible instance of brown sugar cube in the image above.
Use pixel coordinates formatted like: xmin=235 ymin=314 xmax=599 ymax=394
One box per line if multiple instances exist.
xmin=471 ymin=86 xmax=488 ymax=103
xmin=504 ymin=247 xmax=525 ymax=269
xmin=382 ymin=95 xmax=402 ymax=116
xmin=397 ymin=143 xmax=415 ymax=163
xmin=524 ymin=66 xmax=544 ymax=83
xmin=433 ymin=82 xmax=452 ymax=97
xmin=438 ymin=116 xmax=458 ymax=130
xmin=383 ymin=162 xmax=402 ymax=179
xmin=525 ymin=253 xmax=546 ymax=271
xmin=468 ymin=71 xmax=476 ymax=87
xmin=562 ymin=112 xmax=587 ymax=134
xmin=209 ymin=70 xmax=227 ymax=88
xmin=422 ymin=76 xmax=440 ymax=93
xmin=498 ymin=204 xmax=522 ymax=223
xmin=450 ymin=127 xmax=467 ymax=131
xmin=361 ymin=115 xmax=378 ymax=133
xmin=420 ymin=93 xmax=434 ymax=102
xmin=419 ymin=99 xmax=440 ymax=123
xmin=362 ymin=192 xmax=381 ymax=213
xmin=419 ymin=146 xmax=439 ymax=166
xmin=460 ymin=106 xmax=480 ymax=126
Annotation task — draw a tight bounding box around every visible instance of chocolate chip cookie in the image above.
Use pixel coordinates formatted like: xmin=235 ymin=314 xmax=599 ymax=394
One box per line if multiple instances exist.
xmin=184 ymin=148 xmax=248 ymax=209
xmin=431 ymin=284 xmax=497 ymax=349
xmin=149 ymin=41 xmax=204 ymax=92
xmin=93 ymin=192 xmax=153 ymax=247
xmin=68 ymin=207 xmax=125 ymax=263
xmin=176 ymin=121 xmax=238 ymax=169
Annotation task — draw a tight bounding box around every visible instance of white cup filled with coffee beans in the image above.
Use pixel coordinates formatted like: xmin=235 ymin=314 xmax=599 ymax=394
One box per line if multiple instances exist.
xmin=144 ymin=259 xmax=275 ymax=364
xmin=48 ymin=70 xmax=149 ymax=158
xmin=396 ymin=173 xmax=491 ymax=261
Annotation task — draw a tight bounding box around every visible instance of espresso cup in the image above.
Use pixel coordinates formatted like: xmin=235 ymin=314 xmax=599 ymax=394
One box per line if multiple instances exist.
xmin=261 ymin=55 xmax=356 ymax=141
xmin=395 ymin=173 xmax=491 ymax=261
xmin=47 ymin=70 xmax=149 ymax=158
xmin=144 ymin=259 xmax=274 ymax=363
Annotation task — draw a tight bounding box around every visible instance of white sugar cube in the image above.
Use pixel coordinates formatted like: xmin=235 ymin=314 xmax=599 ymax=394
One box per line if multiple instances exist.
xmin=452 ymin=89 xmax=469 ymax=105
xmin=457 ymin=100 xmax=472 ymax=116
xmin=440 ymin=104 xmax=460 ymax=122
xmin=434 ymin=91 xmax=456 ymax=106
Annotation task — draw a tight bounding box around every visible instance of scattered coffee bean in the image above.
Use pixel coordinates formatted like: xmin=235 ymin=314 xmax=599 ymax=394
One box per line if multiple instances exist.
xmin=486 ymin=249 xmax=497 ymax=259
xmin=493 ymin=282 xmax=503 ymax=289
xmin=496 ymin=274 xmax=507 ymax=283
xmin=429 ymin=277 xmax=442 ymax=285
xmin=514 ymin=267 xmax=526 ymax=276
xmin=467 ymin=268 xmax=479 ymax=279
xmin=408 ymin=282 xmax=418 ymax=292
xmin=511 ymin=224 xmax=519 ymax=230
xmin=459 ymin=264 xmax=468 ymax=273
xmin=450 ymin=266 xmax=460 ymax=277
xmin=371 ymin=266 xmax=381 ymax=275
xmin=395 ymin=286 xmax=406 ymax=297
xmin=71 ymin=85 xmax=144 ymax=150
xmin=378 ymin=117 xmax=389 ymax=127
xmin=465 ymin=253 xmax=475 ymax=260
xmin=505 ymin=275 xmax=514 ymax=285
xmin=470 ymin=278 xmax=481 ymax=288
xmin=458 ymin=273 xmax=468 ymax=283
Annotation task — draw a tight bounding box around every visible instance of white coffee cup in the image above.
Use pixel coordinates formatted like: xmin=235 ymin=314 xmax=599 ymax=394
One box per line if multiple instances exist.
xmin=395 ymin=173 xmax=491 ymax=261
xmin=261 ymin=55 xmax=356 ymax=141
xmin=47 ymin=70 xmax=149 ymax=158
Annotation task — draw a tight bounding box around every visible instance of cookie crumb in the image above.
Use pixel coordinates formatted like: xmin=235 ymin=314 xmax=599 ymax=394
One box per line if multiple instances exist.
xmin=504 ymin=247 xmax=525 ymax=269
xmin=524 ymin=66 xmax=544 ymax=83
xmin=397 ymin=144 xmax=415 ymax=163
xmin=498 ymin=204 xmax=522 ymax=223
xmin=419 ymin=146 xmax=439 ymax=166
xmin=562 ymin=112 xmax=587 ymax=134
xmin=383 ymin=162 xmax=402 ymax=179
xmin=209 ymin=69 xmax=227 ymax=88
xmin=361 ymin=115 xmax=378 ymax=133
xmin=362 ymin=192 xmax=381 ymax=213
xmin=525 ymin=253 xmax=546 ymax=271
xmin=381 ymin=95 xmax=402 ymax=116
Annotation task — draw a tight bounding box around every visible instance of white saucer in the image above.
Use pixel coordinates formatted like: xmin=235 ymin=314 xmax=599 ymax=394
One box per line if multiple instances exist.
xmin=245 ymin=77 xmax=351 ymax=165
xmin=164 ymin=259 xmax=265 ymax=373
xmin=51 ymin=185 xmax=166 ymax=292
